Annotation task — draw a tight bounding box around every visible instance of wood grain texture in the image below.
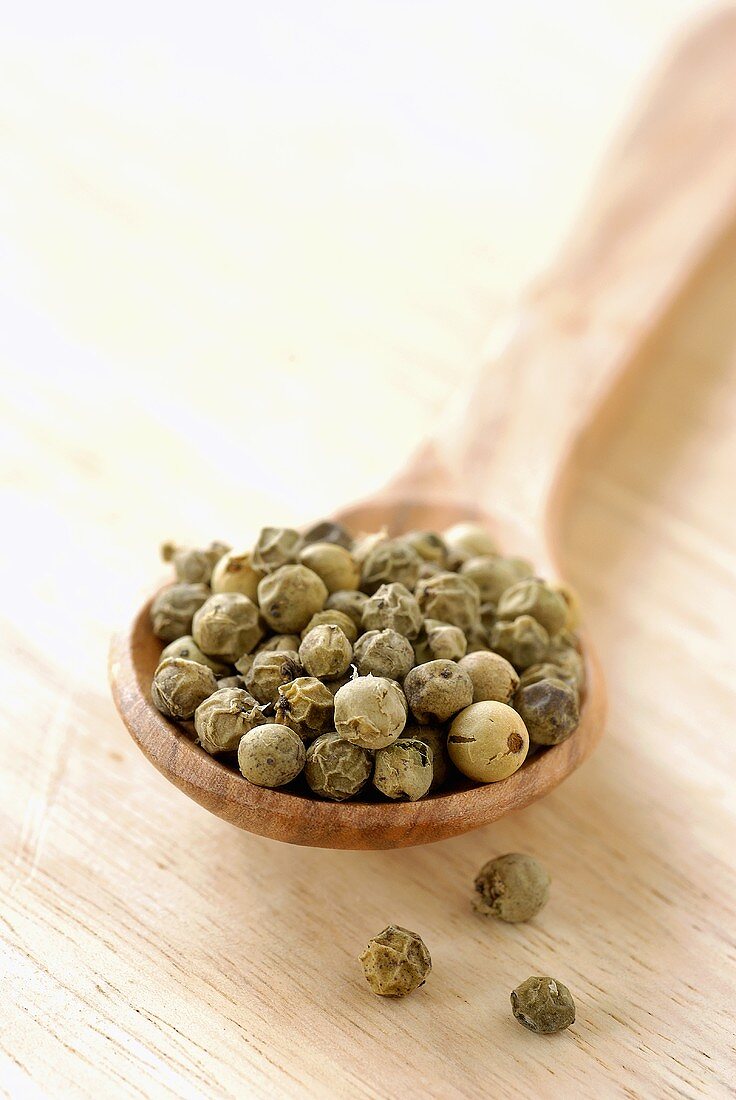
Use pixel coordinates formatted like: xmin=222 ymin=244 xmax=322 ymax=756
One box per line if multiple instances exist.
xmin=2 ymin=6 xmax=736 ymax=1099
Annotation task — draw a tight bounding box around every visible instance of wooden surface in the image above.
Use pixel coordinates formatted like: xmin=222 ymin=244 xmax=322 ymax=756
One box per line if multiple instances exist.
xmin=2 ymin=5 xmax=736 ymax=1098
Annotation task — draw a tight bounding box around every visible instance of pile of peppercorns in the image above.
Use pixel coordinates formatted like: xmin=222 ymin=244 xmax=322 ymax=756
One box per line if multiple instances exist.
xmin=149 ymin=521 xmax=584 ymax=800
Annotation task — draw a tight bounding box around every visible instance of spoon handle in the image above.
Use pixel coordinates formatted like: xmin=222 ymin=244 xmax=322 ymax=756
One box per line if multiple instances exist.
xmin=402 ymin=11 xmax=736 ymax=551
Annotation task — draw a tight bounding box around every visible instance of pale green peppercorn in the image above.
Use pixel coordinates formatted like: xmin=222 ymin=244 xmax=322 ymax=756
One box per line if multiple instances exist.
xmin=511 ymin=976 xmax=575 ymax=1034
xmin=353 ymin=629 xmax=414 ymax=680
xmin=194 ymin=687 xmax=268 ymax=754
xmin=447 ymin=701 xmax=529 ymax=782
xmin=460 ymin=556 xmax=520 ymax=605
xmin=159 ymin=635 xmax=231 ymax=677
xmin=404 ymin=660 xmax=473 ymax=723
xmin=406 ymin=723 xmax=450 ymax=791
xmin=402 ymin=531 xmax=448 ymax=566
xmin=496 ymin=578 xmax=568 ymax=636
xmin=458 ymin=651 xmax=519 ymax=704
xmin=444 ymin=522 xmax=498 ymax=559
xmin=361 ymin=582 xmax=423 ymax=639
xmin=415 ymin=572 xmax=481 ymax=633
xmin=360 ymin=539 xmax=422 ymax=595
xmin=151 ymin=658 xmax=218 ymax=720
xmin=304 ymin=733 xmax=373 ymax=800
xmin=301 ymin=609 xmax=359 ymax=644
xmin=150 ymin=583 xmax=211 ymax=642
xmin=414 ymin=619 xmax=467 ymax=663
xmin=325 ymin=590 xmax=369 ymax=630
xmin=359 ymin=926 xmax=431 ymax=997
xmin=192 ymin=592 xmax=264 ymax=662
xmin=515 ymin=678 xmax=579 ymax=745
xmin=170 ymin=547 xmax=214 ymax=584
xmin=519 ymin=661 xmax=579 ymax=693
xmin=275 ymin=676 xmax=335 ymax=739
xmin=551 ymin=580 xmax=581 ymax=630
xmin=252 ymin=527 xmax=302 ymax=573
xmin=352 ymin=529 xmax=389 ymax=565
xmin=546 ymin=635 xmax=586 ymax=691
xmin=473 ymin=853 xmax=550 ymax=922
xmin=211 ymin=549 xmax=263 ymax=600
xmin=489 ymin=615 xmax=549 ymax=670
xmin=245 ymin=650 xmax=302 ymax=705
xmin=237 ymin=723 xmax=306 ymax=787
xmin=257 ymin=564 xmax=328 ymax=633
xmin=299 ymin=542 xmax=360 ymax=593
xmin=373 ymin=739 xmax=433 ymax=801
xmin=298 ymin=624 xmax=353 ymax=680
xmin=334 ymin=676 xmax=407 ymax=749
xmin=302 ymin=520 xmax=353 ymax=550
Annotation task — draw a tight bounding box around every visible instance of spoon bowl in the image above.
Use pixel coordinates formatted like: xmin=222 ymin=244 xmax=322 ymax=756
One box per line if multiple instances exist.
xmin=109 ymin=498 xmax=605 ymax=849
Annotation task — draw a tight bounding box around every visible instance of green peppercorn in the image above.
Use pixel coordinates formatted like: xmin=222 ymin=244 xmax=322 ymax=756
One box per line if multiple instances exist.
xmin=150 ymin=583 xmax=211 ymax=642
xmin=511 ymin=976 xmax=575 ymax=1034
xmin=496 ymin=578 xmax=568 ymax=636
xmin=373 ymin=739 xmax=433 ymax=801
xmin=473 ymin=853 xmax=550 ymax=922
xmin=359 ymin=926 xmax=431 ymax=997
xmin=404 ymin=660 xmax=473 ymax=723
xmin=151 ymin=657 xmax=218 ymax=720
xmin=515 ymin=677 xmax=579 ymax=745
xmin=489 ymin=615 xmax=549 ymax=670
xmin=304 ymin=733 xmax=372 ymax=800
xmin=361 ymin=583 xmax=423 ymax=639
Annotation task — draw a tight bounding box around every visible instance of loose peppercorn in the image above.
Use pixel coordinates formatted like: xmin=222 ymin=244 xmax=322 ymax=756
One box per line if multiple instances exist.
xmin=252 ymin=527 xmax=302 ymax=573
xmin=473 ymin=853 xmax=550 ymax=922
xmin=511 ymin=976 xmax=575 ymax=1034
xmin=415 ymin=572 xmax=480 ymax=633
xmin=458 ymin=651 xmax=519 ymax=704
xmin=245 ymin=650 xmax=302 ymax=705
xmin=360 ymin=539 xmax=422 ymax=594
xmin=359 ymin=926 xmax=431 ymax=997
xmin=211 ymin=549 xmax=263 ymax=600
xmin=299 ymin=542 xmax=360 ymax=593
xmin=496 ymin=578 xmax=568 ymax=636
xmin=275 ymin=676 xmax=334 ymax=739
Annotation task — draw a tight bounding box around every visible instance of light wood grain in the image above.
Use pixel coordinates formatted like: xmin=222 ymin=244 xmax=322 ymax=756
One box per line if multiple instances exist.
xmin=2 ymin=6 xmax=736 ymax=1100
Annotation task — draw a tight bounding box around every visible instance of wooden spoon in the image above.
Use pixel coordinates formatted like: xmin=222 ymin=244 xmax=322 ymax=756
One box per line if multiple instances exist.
xmin=110 ymin=12 xmax=736 ymax=848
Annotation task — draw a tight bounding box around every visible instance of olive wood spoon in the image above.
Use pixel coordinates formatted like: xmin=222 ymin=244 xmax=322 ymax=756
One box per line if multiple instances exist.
xmin=110 ymin=12 xmax=736 ymax=848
